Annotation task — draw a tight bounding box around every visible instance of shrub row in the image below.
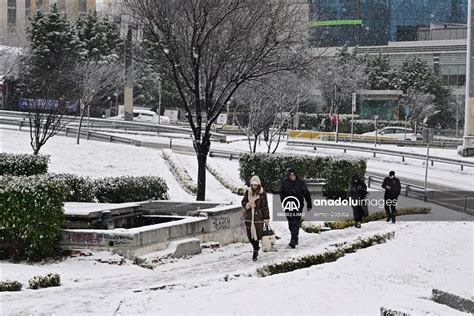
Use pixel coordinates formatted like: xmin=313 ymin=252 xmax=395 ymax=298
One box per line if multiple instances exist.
xmin=94 ymin=176 xmax=169 ymax=203
xmin=51 ymin=174 xmax=169 ymax=203
xmin=257 ymin=232 xmax=395 ymax=277
xmin=1 ymin=174 xmax=169 ymax=261
xmin=29 ymin=273 xmax=61 ymax=290
xmin=0 ymin=175 xmax=66 ymax=261
xmin=0 ymin=153 xmax=49 ymax=176
xmin=239 ymin=153 xmax=367 ymax=199
xmin=0 ymin=281 xmax=22 ymax=292
xmin=301 ymin=207 xmax=431 ymax=233
xmin=162 ymin=149 xmax=197 ymax=194
xmin=206 ymin=160 xmax=246 ymax=196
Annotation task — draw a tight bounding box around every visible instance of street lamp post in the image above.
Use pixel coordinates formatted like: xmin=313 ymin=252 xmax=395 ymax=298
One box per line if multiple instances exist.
xmin=374 ymin=115 xmax=379 ymax=147
xmin=157 ymin=75 xmax=162 ymax=125
xmin=461 ymin=0 xmax=474 ymax=156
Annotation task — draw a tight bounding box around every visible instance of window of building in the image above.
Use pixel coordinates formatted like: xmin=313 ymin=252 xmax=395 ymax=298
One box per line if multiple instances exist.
xmin=25 ymin=0 xmax=31 ymax=16
xmin=7 ymin=8 xmax=17 ymax=29
xmin=440 ymin=64 xmax=466 ymax=87
xmin=57 ymin=0 xmax=66 ymax=12
xmin=79 ymin=0 xmax=87 ymax=13
xmin=36 ymin=0 xmax=43 ymax=11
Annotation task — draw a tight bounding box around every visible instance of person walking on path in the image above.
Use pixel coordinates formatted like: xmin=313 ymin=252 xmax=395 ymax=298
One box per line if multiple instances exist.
xmin=241 ymin=175 xmax=270 ymax=261
xmin=382 ymin=170 xmax=401 ymax=223
xmin=279 ymin=168 xmax=312 ymax=248
xmin=347 ymin=175 xmax=368 ymax=228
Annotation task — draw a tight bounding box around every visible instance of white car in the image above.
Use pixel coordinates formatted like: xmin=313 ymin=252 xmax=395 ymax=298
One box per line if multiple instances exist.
xmin=362 ymin=127 xmax=419 ymax=141
xmin=108 ymin=109 xmax=170 ymax=124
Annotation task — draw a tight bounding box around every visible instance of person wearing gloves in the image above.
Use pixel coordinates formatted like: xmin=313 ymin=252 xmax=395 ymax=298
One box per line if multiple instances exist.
xmin=241 ymin=175 xmax=270 ymax=261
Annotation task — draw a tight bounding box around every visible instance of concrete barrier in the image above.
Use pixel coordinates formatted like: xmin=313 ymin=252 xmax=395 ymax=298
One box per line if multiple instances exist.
xmin=60 ymin=201 xmax=246 ymax=258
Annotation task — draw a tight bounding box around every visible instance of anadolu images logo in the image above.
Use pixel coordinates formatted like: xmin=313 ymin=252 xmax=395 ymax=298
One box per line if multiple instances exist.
xmin=281 ymin=196 xmax=300 ymax=212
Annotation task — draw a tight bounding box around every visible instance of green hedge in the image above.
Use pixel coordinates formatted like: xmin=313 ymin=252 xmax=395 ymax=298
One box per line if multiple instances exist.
xmin=51 ymin=174 xmax=97 ymax=202
xmin=0 ymin=153 xmax=49 ymax=176
xmin=239 ymin=153 xmax=366 ymax=199
xmin=0 ymin=281 xmax=22 ymax=292
xmin=29 ymin=273 xmax=61 ymax=290
xmin=324 ymin=207 xmax=431 ymax=230
xmin=257 ymin=232 xmax=395 ymax=277
xmin=50 ymin=174 xmax=170 ymax=203
xmin=94 ymin=176 xmax=169 ymax=203
xmin=301 ymin=207 xmax=432 ymax=232
xmin=0 ymin=175 xmax=66 ymax=261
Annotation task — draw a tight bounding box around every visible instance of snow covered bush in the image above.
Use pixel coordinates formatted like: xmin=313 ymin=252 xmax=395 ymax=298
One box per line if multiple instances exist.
xmin=0 ymin=175 xmax=66 ymax=261
xmin=318 ymin=207 xmax=431 ymax=231
xmin=321 ymin=158 xmax=367 ymax=199
xmin=0 ymin=153 xmax=49 ymax=176
xmin=28 ymin=273 xmax=61 ymax=290
xmin=50 ymin=173 xmax=97 ymax=202
xmin=0 ymin=281 xmax=22 ymax=292
xmin=257 ymin=232 xmax=395 ymax=277
xmin=161 ymin=149 xmax=197 ymax=195
xmin=239 ymin=153 xmax=366 ymax=198
xmin=206 ymin=160 xmax=246 ymax=195
xmin=94 ymin=176 xmax=169 ymax=203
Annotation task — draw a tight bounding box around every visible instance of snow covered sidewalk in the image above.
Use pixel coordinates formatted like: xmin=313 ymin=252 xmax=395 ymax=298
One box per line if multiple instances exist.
xmin=1 ymin=221 xmax=472 ymax=315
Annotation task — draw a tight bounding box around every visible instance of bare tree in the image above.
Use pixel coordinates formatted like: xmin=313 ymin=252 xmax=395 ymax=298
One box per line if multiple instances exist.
xmin=315 ymin=47 xmax=367 ymax=115
xmin=19 ymin=70 xmax=79 ymax=155
xmin=125 ymin=0 xmax=311 ymax=200
xmin=0 ymin=45 xmax=21 ymax=79
xmin=400 ymin=88 xmax=436 ymax=132
xmin=75 ymin=60 xmax=123 ymax=144
xmin=234 ymin=73 xmax=309 ymax=153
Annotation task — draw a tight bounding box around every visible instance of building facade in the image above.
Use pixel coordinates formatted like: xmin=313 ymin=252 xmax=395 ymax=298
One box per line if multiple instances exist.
xmin=0 ymin=0 xmax=120 ymax=42
xmin=310 ymin=0 xmax=468 ymax=47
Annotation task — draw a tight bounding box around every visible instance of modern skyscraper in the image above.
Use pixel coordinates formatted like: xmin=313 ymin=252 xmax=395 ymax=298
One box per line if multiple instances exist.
xmin=310 ymin=0 xmax=468 ymax=47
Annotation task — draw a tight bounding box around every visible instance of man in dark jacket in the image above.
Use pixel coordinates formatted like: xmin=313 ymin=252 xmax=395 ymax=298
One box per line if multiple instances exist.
xmin=279 ymin=168 xmax=312 ymax=248
xmin=348 ymin=175 xmax=368 ymax=228
xmin=382 ymin=170 xmax=401 ymax=223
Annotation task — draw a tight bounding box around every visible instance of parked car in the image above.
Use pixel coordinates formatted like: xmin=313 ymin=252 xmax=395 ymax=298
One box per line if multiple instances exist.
xmin=362 ymin=126 xmax=419 ymax=141
xmin=108 ymin=109 xmax=170 ymax=124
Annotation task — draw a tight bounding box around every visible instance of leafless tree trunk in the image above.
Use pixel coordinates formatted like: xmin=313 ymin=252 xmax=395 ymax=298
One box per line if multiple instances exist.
xmin=74 ymin=60 xmax=123 ymax=144
xmin=126 ymin=0 xmax=311 ymax=200
xmin=234 ymin=73 xmax=310 ymax=154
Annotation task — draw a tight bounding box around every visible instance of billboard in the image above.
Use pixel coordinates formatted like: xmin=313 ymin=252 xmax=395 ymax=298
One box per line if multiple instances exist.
xmin=18 ymin=98 xmax=79 ymax=113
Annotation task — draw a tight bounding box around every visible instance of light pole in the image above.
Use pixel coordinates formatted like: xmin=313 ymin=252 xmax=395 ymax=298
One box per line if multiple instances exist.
xmin=351 ymin=93 xmax=356 ymax=143
xmin=461 ymin=0 xmax=474 ymax=156
xmin=374 ymin=115 xmax=378 ymax=147
xmin=157 ymin=75 xmax=162 ymax=125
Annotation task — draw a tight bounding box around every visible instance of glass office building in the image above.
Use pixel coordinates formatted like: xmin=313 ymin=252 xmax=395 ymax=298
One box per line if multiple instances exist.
xmin=310 ymin=0 xmax=468 ymax=47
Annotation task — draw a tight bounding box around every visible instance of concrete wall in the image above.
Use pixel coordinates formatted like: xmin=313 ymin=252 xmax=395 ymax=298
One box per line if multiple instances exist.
xmin=60 ymin=204 xmax=246 ymax=258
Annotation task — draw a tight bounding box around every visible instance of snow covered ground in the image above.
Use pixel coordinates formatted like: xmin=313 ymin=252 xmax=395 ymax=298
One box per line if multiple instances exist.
xmin=1 ymin=126 xmax=473 ymax=315
xmin=1 ymin=220 xmax=472 ymax=315
xmin=67 ymin=129 xmax=474 ymax=190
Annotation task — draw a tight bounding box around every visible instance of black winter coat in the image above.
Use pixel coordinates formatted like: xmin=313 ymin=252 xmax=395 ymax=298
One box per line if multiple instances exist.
xmin=279 ymin=178 xmax=312 ymax=211
xmin=382 ymin=177 xmax=401 ymax=199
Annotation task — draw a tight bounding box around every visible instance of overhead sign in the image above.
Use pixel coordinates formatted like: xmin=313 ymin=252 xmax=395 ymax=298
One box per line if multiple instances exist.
xmin=311 ymin=19 xmax=363 ymax=27
xmin=216 ymin=113 xmax=228 ymax=125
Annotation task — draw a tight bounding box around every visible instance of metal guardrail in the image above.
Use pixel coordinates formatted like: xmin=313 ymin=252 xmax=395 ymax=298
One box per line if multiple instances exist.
xmin=62 ymin=126 xmax=195 ymax=153
xmin=366 ymin=174 xmax=472 ymax=214
xmin=209 ymin=149 xmax=243 ymax=160
xmin=366 ymin=174 xmax=431 ymax=198
xmin=0 ymin=110 xmax=227 ymax=142
xmin=287 ymin=140 xmax=474 ymax=171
